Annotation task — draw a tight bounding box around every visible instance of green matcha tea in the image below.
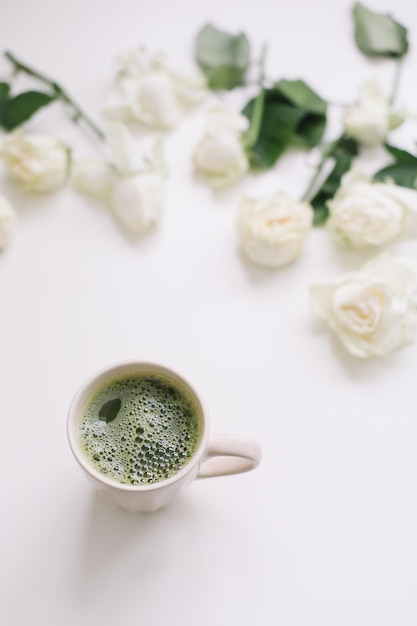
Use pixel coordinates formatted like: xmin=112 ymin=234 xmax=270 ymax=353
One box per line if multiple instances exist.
xmin=78 ymin=373 xmax=201 ymax=485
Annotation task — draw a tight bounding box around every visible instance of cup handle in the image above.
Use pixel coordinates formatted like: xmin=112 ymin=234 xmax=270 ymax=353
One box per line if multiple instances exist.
xmin=197 ymin=433 xmax=262 ymax=478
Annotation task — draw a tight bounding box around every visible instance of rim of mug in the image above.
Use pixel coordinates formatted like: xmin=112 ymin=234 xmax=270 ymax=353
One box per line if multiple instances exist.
xmin=67 ymin=360 xmax=210 ymax=492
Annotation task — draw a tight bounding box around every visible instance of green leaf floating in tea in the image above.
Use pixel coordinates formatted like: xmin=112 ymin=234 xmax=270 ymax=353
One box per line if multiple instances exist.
xmin=98 ymin=398 xmax=122 ymax=423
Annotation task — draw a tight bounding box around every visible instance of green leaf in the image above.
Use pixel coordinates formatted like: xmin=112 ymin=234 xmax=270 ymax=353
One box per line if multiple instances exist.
xmin=383 ymin=143 xmax=417 ymax=165
xmin=310 ymin=136 xmax=359 ymax=225
xmin=353 ymin=2 xmax=408 ymax=58
xmin=273 ymin=79 xmax=327 ymax=115
xmin=242 ymin=80 xmax=327 ymax=169
xmin=243 ymin=95 xmax=304 ymax=169
xmin=1 ymin=90 xmax=55 ymax=130
xmin=273 ymin=80 xmax=327 ymax=149
xmin=311 ymin=205 xmax=330 ymax=227
xmin=0 ymin=82 xmax=11 ymax=126
xmin=374 ymin=144 xmax=417 ymax=188
xmin=195 ymin=23 xmax=250 ymax=90
xmin=374 ymin=163 xmax=417 ymax=188
xmin=0 ymin=82 xmax=10 ymax=104
xmin=242 ymin=88 xmax=266 ymax=150
xmin=294 ymin=112 xmax=327 ymax=149
xmin=98 ymin=398 xmax=122 ymax=423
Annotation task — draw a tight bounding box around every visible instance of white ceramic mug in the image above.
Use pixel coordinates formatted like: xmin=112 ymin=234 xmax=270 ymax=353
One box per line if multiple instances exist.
xmin=67 ymin=361 xmax=262 ymax=512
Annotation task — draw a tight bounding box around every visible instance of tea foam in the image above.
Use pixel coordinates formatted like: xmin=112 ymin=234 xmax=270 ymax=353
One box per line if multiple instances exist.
xmin=79 ymin=374 xmax=200 ymax=485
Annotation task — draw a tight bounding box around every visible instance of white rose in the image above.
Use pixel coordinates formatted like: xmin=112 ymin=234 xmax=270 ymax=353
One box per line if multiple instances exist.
xmin=131 ymin=73 xmax=182 ymax=128
xmin=115 ymin=48 xmax=155 ymax=78
xmin=72 ymin=160 xmax=118 ymax=199
xmin=205 ymin=108 xmax=250 ymax=135
xmin=166 ymin=66 xmax=208 ymax=105
xmin=343 ymin=80 xmax=405 ymax=147
xmin=327 ymin=168 xmax=417 ymax=248
xmin=105 ymin=75 xmax=182 ymax=129
xmin=111 ymin=174 xmax=164 ymax=234
xmin=73 ymin=122 xmax=166 ymax=234
xmin=236 ymin=192 xmax=313 ymax=268
xmin=193 ymin=107 xmax=249 ymax=188
xmin=310 ymin=254 xmax=417 ymax=358
xmin=1 ymin=130 xmax=69 ymax=192
xmin=0 ymin=195 xmax=16 ymax=250
xmin=104 ymin=49 xmax=207 ymax=129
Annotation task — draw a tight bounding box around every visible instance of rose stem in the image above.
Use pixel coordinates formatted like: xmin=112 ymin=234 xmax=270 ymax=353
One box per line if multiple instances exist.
xmin=300 ymin=141 xmax=336 ymax=202
xmin=389 ymin=59 xmax=403 ymax=106
xmin=4 ymin=51 xmax=105 ymax=142
xmin=243 ymin=43 xmax=268 ymax=149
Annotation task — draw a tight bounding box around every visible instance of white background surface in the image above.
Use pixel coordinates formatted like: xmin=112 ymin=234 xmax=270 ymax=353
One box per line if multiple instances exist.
xmin=1 ymin=0 xmax=417 ymax=624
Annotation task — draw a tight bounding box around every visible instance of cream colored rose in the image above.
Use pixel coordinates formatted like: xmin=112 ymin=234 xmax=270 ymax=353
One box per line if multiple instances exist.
xmin=0 ymin=195 xmax=16 ymax=250
xmin=343 ymin=80 xmax=405 ymax=147
xmin=310 ymin=254 xmax=417 ymax=358
xmin=1 ymin=130 xmax=69 ymax=192
xmin=236 ymin=192 xmax=313 ymax=268
xmin=193 ymin=107 xmax=249 ymax=188
xmin=73 ymin=122 xmax=166 ymax=234
xmin=104 ymin=48 xmax=208 ymax=129
xmin=327 ymin=169 xmax=417 ymax=248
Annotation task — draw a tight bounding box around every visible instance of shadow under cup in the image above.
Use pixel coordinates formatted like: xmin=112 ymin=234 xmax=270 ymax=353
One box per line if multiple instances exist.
xmin=67 ymin=361 xmax=261 ymax=513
